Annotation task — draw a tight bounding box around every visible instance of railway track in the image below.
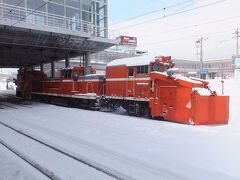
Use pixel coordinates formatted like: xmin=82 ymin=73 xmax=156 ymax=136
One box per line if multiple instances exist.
xmin=0 ymin=119 xmax=186 ymax=180
xmin=0 ymin=139 xmax=60 ymax=180
xmin=0 ymin=92 xmax=186 ymax=179
xmin=0 ymin=121 xmax=134 ymax=180
xmin=0 ymin=94 xmax=32 ymax=109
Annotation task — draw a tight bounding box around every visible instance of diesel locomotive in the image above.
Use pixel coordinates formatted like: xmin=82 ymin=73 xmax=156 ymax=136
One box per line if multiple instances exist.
xmin=15 ymin=56 xmax=229 ymax=125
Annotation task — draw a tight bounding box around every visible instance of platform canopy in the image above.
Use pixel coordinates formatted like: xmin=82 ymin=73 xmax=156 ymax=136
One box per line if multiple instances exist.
xmin=0 ymin=25 xmax=116 ymax=68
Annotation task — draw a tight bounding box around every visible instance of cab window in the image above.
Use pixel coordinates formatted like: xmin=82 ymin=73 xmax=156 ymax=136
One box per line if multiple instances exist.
xmin=72 ymin=70 xmax=78 ymax=81
xmin=63 ymin=69 xmax=72 ymax=78
xmin=137 ymin=65 xmax=149 ymax=74
xmin=129 ymin=67 xmax=134 ymax=76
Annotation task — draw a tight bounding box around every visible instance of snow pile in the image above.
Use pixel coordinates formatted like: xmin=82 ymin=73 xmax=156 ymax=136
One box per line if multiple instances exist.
xmin=175 ymin=74 xmax=202 ymax=84
xmin=0 ymin=82 xmax=6 ymax=90
xmin=192 ymin=87 xmax=212 ymax=95
xmin=7 ymin=82 xmax=16 ymax=90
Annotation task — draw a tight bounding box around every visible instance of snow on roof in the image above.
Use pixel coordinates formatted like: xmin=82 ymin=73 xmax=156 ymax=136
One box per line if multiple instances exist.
xmin=107 ymin=55 xmax=157 ymax=67
xmin=151 ymin=72 xmax=203 ymax=85
xmin=175 ymin=75 xmax=202 ymax=85
xmin=193 ymin=88 xmax=212 ymax=95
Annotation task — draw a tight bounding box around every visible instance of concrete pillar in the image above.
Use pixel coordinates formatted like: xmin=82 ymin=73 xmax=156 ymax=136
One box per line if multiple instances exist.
xmin=82 ymin=53 xmax=85 ymax=67
xmin=80 ymin=55 xmax=83 ymax=66
xmin=40 ymin=62 xmax=44 ymax=73
xmin=83 ymin=52 xmax=91 ymax=75
xmin=65 ymin=54 xmax=70 ymax=68
xmin=85 ymin=52 xmax=90 ymax=68
xmin=51 ymin=60 xmax=55 ymax=78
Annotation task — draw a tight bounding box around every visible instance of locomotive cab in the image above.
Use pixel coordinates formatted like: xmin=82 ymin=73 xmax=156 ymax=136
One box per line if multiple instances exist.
xmin=60 ymin=66 xmax=97 ymax=81
xmin=106 ymin=55 xmax=175 ymax=117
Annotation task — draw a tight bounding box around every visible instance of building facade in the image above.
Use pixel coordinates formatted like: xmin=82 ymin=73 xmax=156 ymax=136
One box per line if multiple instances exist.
xmin=174 ymin=58 xmax=235 ymax=79
xmin=0 ymin=0 xmax=115 ymax=69
xmin=0 ymin=0 xmax=108 ymax=37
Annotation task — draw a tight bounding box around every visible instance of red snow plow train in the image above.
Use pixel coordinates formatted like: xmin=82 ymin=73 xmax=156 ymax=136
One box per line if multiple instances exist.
xmin=15 ymin=56 xmax=229 ymax=125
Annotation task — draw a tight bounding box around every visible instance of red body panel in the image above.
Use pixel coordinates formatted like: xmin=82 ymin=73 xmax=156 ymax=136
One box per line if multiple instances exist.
xmin=106 ymin=66 xmax=151 ymax=99
xmin=33 ymin=80 xmax=104 ymax=96
xmin=191 ymin=92 xmax=229 ymax=125
xmin=32 ymin=66 xmax=104 ymax=97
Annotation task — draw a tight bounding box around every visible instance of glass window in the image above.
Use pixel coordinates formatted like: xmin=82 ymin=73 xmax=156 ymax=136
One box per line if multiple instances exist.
xmin=66 ymin=8 xmax=80 ymax=30
xmin=66 ymin=7 xmax=80 ymax=19
xmin=26 ymin=0 xmax=46 ymax=24
xmin=64 ymin=70 xmax=72 ymax=78
xmin=51 ymin=0 xmax=64 ymax=4
xmin=129 ymin=68 xmax=134 ymax=76
xmin=3 ymin=0 xmax=25 ymax=7
xmin=96 ymin=3 xmax=105 ymax=16
xmin=72 ymin=70 xmax=78 ymax=81
xmin=82 ymin=0 xmax=92 ymax=11
xmin=137 ymin=65 xmax=149 ymax=74
xmin=27 ymin=0 xmax=46 ymax=12
xmin=48 ymin=2 xmax=64 ymax=16
xmin=82 ymin=11 xmax=91 ymax=22
xmin=66 ymin=0 xmax=80 ymax=8
xmin=97 ymin=17 xmax=105 ymax=27
xmin=3 ymin=0 xmax=26 ymax=20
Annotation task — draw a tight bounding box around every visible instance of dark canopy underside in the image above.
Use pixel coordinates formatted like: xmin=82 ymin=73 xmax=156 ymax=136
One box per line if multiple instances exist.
xmin=0 ymin=25 xmax=116 ymax=68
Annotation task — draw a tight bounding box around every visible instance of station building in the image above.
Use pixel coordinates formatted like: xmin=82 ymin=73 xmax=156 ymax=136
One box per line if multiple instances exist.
xmin=0 ymin=0 xmax=116 ymax=74
xmin=174 ymin=57 xmax=235 ymax=79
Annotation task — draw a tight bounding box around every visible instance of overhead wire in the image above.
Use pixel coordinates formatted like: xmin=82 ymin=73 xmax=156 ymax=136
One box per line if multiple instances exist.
xmin=4 ymin=0 xmax=25 ymax=17
xmin=112 ymin=0 xmax=227 ymax=31
xmin=110 ymin=0 xmax=195 ymax=25
xmin=138 ymin=15 xmax=240 ymax=39
xmin=11 ymin=0 xmax=53 ymax=26
xmin=139 ymin=28 xmax=236 ymax=47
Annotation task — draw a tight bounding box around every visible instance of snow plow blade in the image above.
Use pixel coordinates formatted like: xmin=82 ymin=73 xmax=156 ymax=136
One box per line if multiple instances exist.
xmin=191 ymin=92 xmax=229 ymax=125
xmin=150 ymin=72 xmax=230 ymax=125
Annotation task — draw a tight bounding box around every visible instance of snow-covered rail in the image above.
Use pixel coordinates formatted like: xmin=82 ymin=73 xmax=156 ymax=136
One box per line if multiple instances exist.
xmin=0 ymin=121 xmax=131 ymax=180
xmin=0 ymin=139 xmax=61 ymax=180
xmin=0 ymin=118 xmax=187 ymax=180
xmin=0 ymin=93 xmax=32 ymax=109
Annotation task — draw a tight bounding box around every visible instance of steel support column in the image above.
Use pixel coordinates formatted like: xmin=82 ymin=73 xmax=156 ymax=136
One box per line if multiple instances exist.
xmin=40 ymin=62 xmax=44 ymax=72
xmin=51 ymin=60 xmax=55 ymax=78
xmin=65 ymin=54 xmax=70 ymax=68
xmin=84 ymin=52 xmax=91 ymax=75
xmin=85 ymin=52 xmax=90 ymax=67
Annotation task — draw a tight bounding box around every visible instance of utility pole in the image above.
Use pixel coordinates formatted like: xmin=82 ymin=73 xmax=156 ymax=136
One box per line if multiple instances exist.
xmin=234 ymin=28 xmax=239 ymax=57
xmin=196 ymin=37 xmax=203 ymax=76
xmin=196 ymin=37 xmax=207 ymax=79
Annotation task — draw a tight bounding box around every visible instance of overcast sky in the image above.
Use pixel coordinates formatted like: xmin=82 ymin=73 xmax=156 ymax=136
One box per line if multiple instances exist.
xmin=108 ymin=0 xmax=240 ymax=60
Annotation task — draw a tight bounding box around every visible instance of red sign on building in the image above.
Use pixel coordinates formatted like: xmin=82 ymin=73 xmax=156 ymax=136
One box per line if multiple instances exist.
xmin=119 ymin=36 xmax=137 ymax=46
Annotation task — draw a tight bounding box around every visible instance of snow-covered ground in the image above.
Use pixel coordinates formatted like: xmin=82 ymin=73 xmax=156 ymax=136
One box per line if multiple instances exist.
xmin=0 ymin=82 xmax=6 ymax=90
xmin=0 ymin=79 xmax=239 ymax=180
xmin=0 ymin=145 xmax=48 ymax=180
